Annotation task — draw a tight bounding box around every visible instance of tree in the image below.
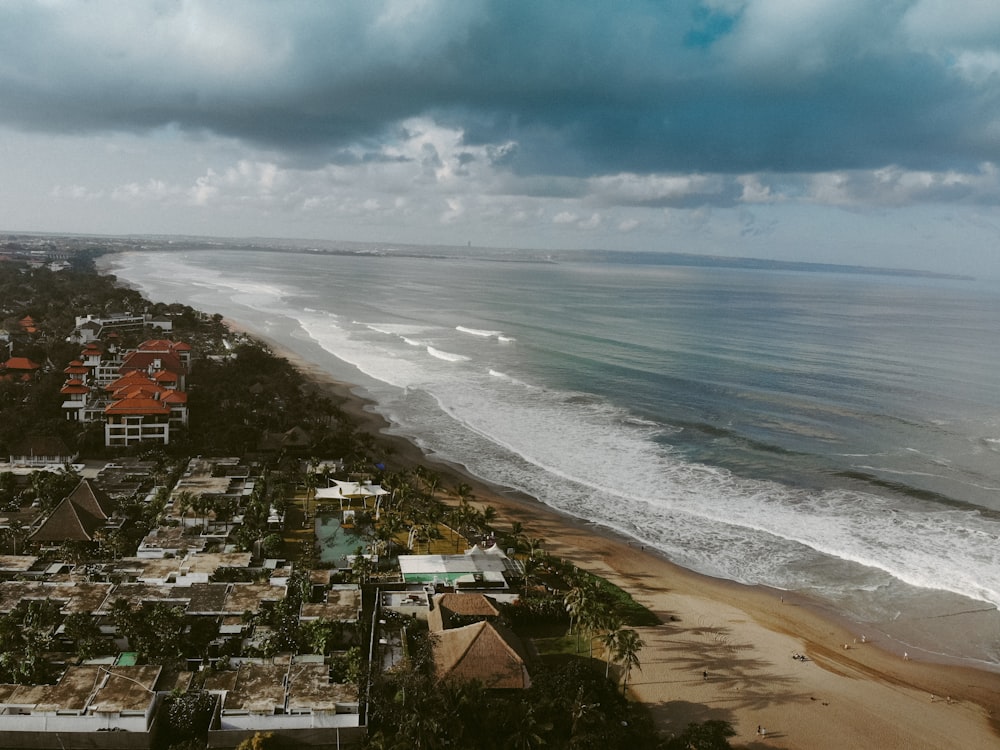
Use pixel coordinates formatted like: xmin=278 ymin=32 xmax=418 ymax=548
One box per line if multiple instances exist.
xmin=662 ymin=721 xmax=736 ymax=750
xmin=508 ymin=705 xmax=552 ymax=750
xmin=350 ymin=548 xmax=374 ymax=584
xmin=236 ymin=731 xmax=276 ymax=750
xmin=301 ymin=618 xmax=342 ymax=656
xmin=302 ymin=465 xmax=318 ymax=521
xmin=111 ymin=599 xmax=186 ymax=666
xmin=564 ymin=579 xmax=601 ymax=654
xmin=599 ymin=616 xmax=625 ymax=679
xmin=260 ymin=533 xmax=283 ymax=559
xmin=63 ymin=611 xmax=106 ymax=660
xmin=615 ymin=629 xmax=644 ymax=695
xmin=165 ymin=689 xmax=217 ymax=744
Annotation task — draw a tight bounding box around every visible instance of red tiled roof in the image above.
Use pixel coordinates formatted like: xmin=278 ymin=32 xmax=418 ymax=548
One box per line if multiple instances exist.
xmin=138 ymin=339 xmax=190 ymax=353
xmin=112 ymin=385 xmax=163 ymax=400
xmin=60 ymin=381 xmax=90 ymax=395
xmin=106 ymin=372 xmax=157 ymax=391
xmin=120 ymin=351 xmax=184 ymax=374
xmin=160 ymin=391 xmax=188 ymax=404
xmin=152 ymin=370 xmax=178 ymax=383
xmin=3 ymin=357 xmax=40 ymax=371
xmin=105 ymin=397 xmax=171 ymax=416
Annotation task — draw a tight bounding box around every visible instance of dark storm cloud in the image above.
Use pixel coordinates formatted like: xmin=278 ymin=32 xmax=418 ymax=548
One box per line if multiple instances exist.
xmin=2 ymin=1 xmax=998 ymax=178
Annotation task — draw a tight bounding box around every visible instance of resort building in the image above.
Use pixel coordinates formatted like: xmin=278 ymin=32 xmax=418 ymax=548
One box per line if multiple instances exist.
xmin=27 ymin=479 xmax=121 ymax=549
xmin=204 ymin=657 xmax=363 ymax=747
xmin=70 ymin=312 xmax=172 ymax=343
xmin=7 ymin=436 xmax=77 ymax=467
xmin=397 ymin=547 xmax=523 ymax=594
xmin=0 ymin=664 xmax=162 ymax=745
xmin=0 ymin=356 xmax=40 ymax=382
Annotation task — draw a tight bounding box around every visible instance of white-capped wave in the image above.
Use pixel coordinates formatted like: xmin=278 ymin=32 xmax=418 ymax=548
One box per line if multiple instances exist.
xmin=498 ymin=335 xmax=516 ymax=343
xmin=107 ymin=246 xmax=1000 ymax=664
xmin=363 ymin=322 xmax=433 ymax=337
xmin=457 ymin=325 xmax=502 ymax=338
xmin=488 ymin=369 xmax=531 ymax=387
xmin=427 ymin=346 xmax=469 ymax=362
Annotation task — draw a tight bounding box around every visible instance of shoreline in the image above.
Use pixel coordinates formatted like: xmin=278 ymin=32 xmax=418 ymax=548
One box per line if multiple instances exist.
xmin=229 ymin=316 xmax=1000 ymax=748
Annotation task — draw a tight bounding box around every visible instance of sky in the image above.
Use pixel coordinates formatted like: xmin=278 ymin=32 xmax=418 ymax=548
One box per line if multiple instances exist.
xmin=3 ymin=1 xmax=1000 ymax=276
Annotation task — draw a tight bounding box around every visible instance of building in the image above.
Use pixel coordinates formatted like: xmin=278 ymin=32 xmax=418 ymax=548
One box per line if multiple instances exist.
xmin=204 ymin=658 xmax=362 ymax=747
xmin=0 ymin=356 xmax=40 ymax=382
xmin=431 ymin=619 xmax=532 ymax=690
xmin=397 ymin=548 xmax=523 ymax=593
xmin=28 ymin=479 xmax=120 ymax=547
xmin=70 ymin=312 xmax=172 ymax=343
xmin=8 ymin=436 xmax=77 ymax=467
xmin=0 ymin=665 xmax=161 ymax=747
xmin=100 ymin=341 xmax=190 ymax=447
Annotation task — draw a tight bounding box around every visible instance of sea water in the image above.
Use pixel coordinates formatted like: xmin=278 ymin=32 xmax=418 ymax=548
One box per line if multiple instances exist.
xmin=107 ymin=246 xmax=1000 ymax=668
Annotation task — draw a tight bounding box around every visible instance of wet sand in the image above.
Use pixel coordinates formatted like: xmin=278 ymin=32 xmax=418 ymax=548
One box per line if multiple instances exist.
xmin=234 ymin=319 xmax=1000 ymax=749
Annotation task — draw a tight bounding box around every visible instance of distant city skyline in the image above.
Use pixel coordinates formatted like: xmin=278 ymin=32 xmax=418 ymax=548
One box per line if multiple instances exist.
xmin=2 ymin=1 xmax=1000 ymax=276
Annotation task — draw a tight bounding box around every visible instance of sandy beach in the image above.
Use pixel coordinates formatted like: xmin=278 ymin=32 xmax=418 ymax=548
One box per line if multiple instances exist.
xmin=242 ymin=320 xmax=1000 ymax=749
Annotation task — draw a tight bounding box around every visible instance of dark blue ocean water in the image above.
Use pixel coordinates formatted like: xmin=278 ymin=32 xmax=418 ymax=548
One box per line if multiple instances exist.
xmin=108 ymin=246 xmax=1000 ymax=667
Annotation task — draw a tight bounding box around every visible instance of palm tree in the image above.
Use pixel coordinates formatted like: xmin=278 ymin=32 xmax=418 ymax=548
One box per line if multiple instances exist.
xmin=479 ymin=505 xmax=498 ymax=534
xmin=598 ymin=616 xmax=625 ymax=679
xmin=302 ymin=468 xmax=318 ymax=521
xmin=422 ymin=471 xmax=443 ymax=497
xmin=509 ymin=705 xmax=552 ymax=749
xmin=564 ymin=582 xmax=597 ymax=653
xmin=615 ymin=629 xmax=644 ymax=695
xmin=412 ymin=521 xmax=441 ymax=554
xmin=449 ymin=482 xmax=475 ymax=504
xmin=174 ymin=490 xmax=196 ymax=525
xmin=526 ymin=535 xmax=546 ymax=559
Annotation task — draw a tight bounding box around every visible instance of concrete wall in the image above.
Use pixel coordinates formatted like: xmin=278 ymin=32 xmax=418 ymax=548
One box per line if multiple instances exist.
xmin=0 ymin=729 xmax=152 ymax=750
xmin=208 ymin=725 xmax=366 ymax=749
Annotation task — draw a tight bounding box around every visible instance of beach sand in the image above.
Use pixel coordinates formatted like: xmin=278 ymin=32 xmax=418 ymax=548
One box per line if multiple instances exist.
xmin=240 ymin=320 xmax=1000 ymax=749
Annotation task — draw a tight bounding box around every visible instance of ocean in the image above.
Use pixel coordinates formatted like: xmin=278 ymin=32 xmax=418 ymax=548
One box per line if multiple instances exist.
xmin=107 ymin=245 xmax=1000 ymax=669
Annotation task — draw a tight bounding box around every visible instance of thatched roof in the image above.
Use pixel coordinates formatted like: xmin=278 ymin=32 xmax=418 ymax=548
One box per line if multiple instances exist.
xmin=65 ymin=479 xmax=115 ymax=520
xmin=432 ymin=620 xmax=531 ymax=690
xmin=27 ymin=480 xmax=115 ymax=544
xmin=428 ymin=592 xmax=501 ymax=631
xmin=29 ymin=501 xmax=102 ymax=543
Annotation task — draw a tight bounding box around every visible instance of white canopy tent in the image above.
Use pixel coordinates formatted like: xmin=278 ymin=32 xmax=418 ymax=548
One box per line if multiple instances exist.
xmin=315 ymin=480 xmax=390 ymax=510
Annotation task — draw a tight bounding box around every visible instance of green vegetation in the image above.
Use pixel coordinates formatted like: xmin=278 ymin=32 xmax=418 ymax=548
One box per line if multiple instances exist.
xmin=365 ymin=629 xmax=662 ymax=749
xmin=0 ymin=253 xmax=736 ymax=749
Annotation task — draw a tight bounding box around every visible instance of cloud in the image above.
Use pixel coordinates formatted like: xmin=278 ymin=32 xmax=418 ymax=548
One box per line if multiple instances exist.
xmin=1 ymin=0 xmax=998 ymax=180
xmin=8 ymin=0 xmax=1000 ymax=277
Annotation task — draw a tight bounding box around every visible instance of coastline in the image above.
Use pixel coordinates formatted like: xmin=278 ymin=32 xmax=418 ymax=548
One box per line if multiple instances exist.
xmin=230 ymin=317 xmax=1000 ymax=749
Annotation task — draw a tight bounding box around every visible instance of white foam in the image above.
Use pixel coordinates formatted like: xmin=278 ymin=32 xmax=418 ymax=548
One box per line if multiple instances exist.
xmin=488 ymin=369 xmax=532 ymax=387
xmin=427 ymin=346 xmax=469 ymax=362
xmin=457 ymin=325 xmax=502 ymax=337
xmin=109 ymin=249 xmax=1000 ymax=626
